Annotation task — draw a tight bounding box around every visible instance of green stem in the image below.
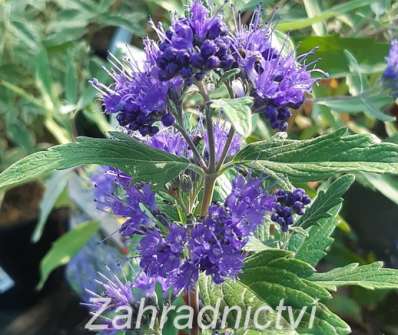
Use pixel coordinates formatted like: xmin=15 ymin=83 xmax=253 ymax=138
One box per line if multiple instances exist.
xmin=0 ymin=79 xmax=42 ymax=108
xmin=198 ymin=81 xmax=216 ymax=173
xmin=44 ymin=118 xmax=72 ymax=144
xmin=200 ymin=174 xmax=217 ymax=217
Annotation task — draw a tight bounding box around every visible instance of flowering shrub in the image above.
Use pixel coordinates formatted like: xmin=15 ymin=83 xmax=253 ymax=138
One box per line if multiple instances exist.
xmin=2 ymin=1 xmax=398 ymax=334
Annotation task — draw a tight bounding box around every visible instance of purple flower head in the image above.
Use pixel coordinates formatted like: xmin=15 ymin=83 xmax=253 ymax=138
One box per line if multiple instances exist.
xmin=271 ymin=188 xmax=311 ymax=232
xmin=86 ymin=268 xmax=134 ymax=309
xmin=383 ymin=40 xmax=398 ymax=97
xmin=233 ymin=9 xmax=315 ymax=131
xmin=190 ymin=205 xmax=245 ymax=283
xmin=91 ymin=41 xmax=174 ymax=136
xmin=188 ymin=175 xmax=273 ymax=284
xmin=247 ymin=56 xmax=314 ymax=108
xmin=226 ymin=175 xmax=275 ymax=235
xmin=234 ymin=10 xmax=274 ymax=61
xmin=153 ymin=1 xmax=233 ymax=84
xmin=92 ymin=167 xmax=157 ymax=237
xmin=132 ymin=272 xmax=170 ymax=297
xmin=138 ymin=225 xmax=188 ymax=279
xmin=171 ymin=261 xmax=200 ymax=291
xmin=204 ymin=121 xmax=242 ymax=161
xmin=144 ymin=127 xmax=191 ymax=158
xmin=130 ymin=174 xmax=275 ymax=290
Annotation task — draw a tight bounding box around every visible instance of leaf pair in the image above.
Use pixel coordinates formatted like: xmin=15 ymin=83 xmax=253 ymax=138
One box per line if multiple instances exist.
xmin=0 ymin=132 xmax=197 ymax=190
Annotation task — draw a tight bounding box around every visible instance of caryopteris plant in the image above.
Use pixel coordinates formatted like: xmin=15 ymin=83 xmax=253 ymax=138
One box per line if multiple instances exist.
xmin=1 ymin=2 xmax=398 ymax=334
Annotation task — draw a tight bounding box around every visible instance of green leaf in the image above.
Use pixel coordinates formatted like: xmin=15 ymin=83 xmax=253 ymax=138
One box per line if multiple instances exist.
xmin=277 ymin=0 xmax=374 ymax=32
xmin=310 ymin=262 xmax=398 ymax=291
xmin=44 ymin=27 xmax=86 ymax=47
xmin=233 ymin=128 xmax=398 ymax=182
xmin=297 ymin=36 xmax=389 ymax=77
xmin=97 ymin=13 xmax=146 ymax=35
xmin=211 ymin=97 xmax=253 ymax=137
xmin=38 ymin=221 xmax=99 ymax=289
xmin=32 ymin=170 xmax=71 ymax=243
xmin=344 ymin=49 xmax=365 ymax=94
xmin=303 ymin=0 xmax=326 ymax=36
xmin=35 ymin=47 xmax=54 ymax=105
xmin=288 ymin=176 xmax=354 ymax=266
xmin=65 ymin=52 xmax=78 ymax=103
xmin=5 ymin=120 xmax=35 ymax=152
xmin=199 ymin=274 xmax=296 ymax=334
xmin=298 ymin=175 xmax=355 ymax=229
xmin=0 ymin=133 xmax=197 ymax=191
xmin=361 ymin=173 xmax=398 ymax=206
xmin=292 ymin=206 xmax=340 ymax=267
xmin=240 ymin=250 xmax=350 ymax=335
xmin=10 ymin=20 xmax=40 ymax=50
xmin=314 ymin=95 xmax=394 ymax=121
xmin=314 ymin=48 xmax=393 ymax=122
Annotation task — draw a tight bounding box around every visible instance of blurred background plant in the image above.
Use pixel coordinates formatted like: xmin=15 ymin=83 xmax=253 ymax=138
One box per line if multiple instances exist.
xmin=0 ymin=0 xmax=398 ymax=334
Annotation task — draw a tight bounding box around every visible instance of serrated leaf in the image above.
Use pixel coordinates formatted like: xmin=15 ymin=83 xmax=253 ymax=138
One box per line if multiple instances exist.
xmin=289 ymin=176 xmax=354 ymax=265
xmin=199 ymin=275 xmax=296 ymax=334
xmin=0 ymin=133 xmax=197 ymax=190
xmin=211 ymin=97 xmax=253 ymax=137
xmin=293 ymin=206 xmax=340 ymax=267
xmin=240 ymin=250 xmax=350 ymax=335
xmin=310 ymin=262 xmax=398 ymax=291
xmin=233 ymin=128 xmax=398 ymax=182
xmin=298 ymin=175 xmax=355 ymax=229
xmin=38 ymin=221 xmax=99 ymax=289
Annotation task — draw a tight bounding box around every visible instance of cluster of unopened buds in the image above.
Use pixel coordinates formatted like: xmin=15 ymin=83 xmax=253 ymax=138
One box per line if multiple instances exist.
xmin=271 ymin=189 xmax=311 ymax=232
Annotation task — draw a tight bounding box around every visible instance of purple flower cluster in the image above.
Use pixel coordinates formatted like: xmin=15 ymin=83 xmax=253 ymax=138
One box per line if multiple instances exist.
xmin=383 ymin=40 xmax=398 ymax=98
xmin=136 ymin=175 xmax=273 ymax=290
xmin=235 ymin=12 xmax=315 ymax=131
xmin=139 ymin=225 xmax=187 ymax=279
xmin=92 ymin=166 xmax=310 ymax=290
xmin=189 ymin=176 xmax=274 ymax=284
xmin=92 ymin=167 xmax=157 ymax=237
xmin=92 ymin=1 xmax=315 ymax=137
xmin=271 ymin=188 xmax=311 ymax=232
xmin=154 ymin=1 xmax=234 ymax=84
xmin=91 ymin=41 xmax=175 ymax=136
xmin=189 ymin=205 xmax=245 ymax=284
xmin=144 ymin=128 xmax=191 ymax=157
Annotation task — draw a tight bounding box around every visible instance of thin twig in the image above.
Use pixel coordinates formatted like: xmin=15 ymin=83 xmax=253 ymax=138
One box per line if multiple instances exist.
xmin=197 ymin=81 xmax=216 ymax=173
xmin=174 ymin=123 xmax=207 ymax=171
xmin=216 ymin=126 xmax=236 ymax=171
